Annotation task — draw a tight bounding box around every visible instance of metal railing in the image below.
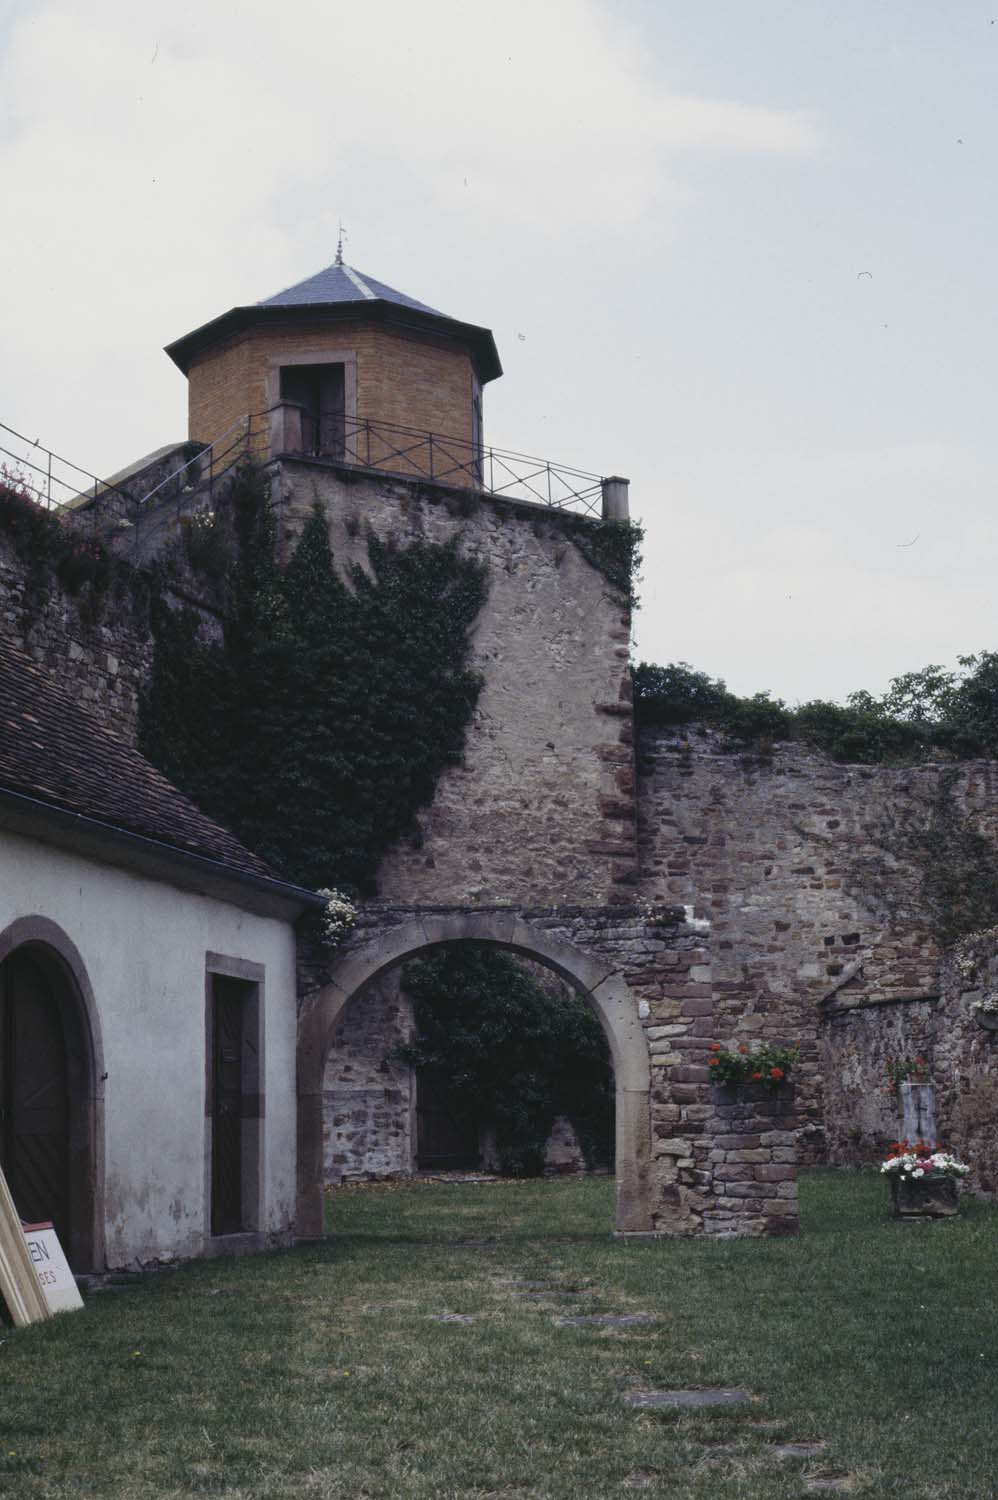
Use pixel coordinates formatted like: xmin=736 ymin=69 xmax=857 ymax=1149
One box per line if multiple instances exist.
xmin=1 ymin=407 xmax=611 ymax=528
xmin=0 ymin=420 xmax=134 ymax=514
xmin=271 ymin=406 xmax=606 ymax=517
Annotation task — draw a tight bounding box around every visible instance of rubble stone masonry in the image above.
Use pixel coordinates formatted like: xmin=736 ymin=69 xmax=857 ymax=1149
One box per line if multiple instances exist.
xmin=0 ymin=532 xmax=150 ymax=745
xmin=278 ymin=460 xmax=637 ymax=908
xmin=636 ymin=726 xmax=998 ymax=1164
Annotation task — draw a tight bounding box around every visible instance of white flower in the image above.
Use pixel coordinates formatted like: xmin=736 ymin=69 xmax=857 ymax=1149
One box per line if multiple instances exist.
xmin=912 ymin=1168 xmax=924 ymax=1178
xmin=316 ymin=887 xmax=357 ymax=949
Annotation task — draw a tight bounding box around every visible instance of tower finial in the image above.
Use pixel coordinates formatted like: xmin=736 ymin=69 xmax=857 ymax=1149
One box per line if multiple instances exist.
xmin=335 ymin=222 xmax=347 ymax=267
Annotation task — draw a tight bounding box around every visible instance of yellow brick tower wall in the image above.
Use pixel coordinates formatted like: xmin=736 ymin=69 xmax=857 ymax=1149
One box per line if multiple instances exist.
xmin=186 ymin=319 xmax=479 ymax=478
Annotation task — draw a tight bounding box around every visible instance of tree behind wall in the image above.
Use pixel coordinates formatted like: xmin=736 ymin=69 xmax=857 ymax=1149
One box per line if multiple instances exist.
xmin=397 ymin=946 xmax=614 ymax=1176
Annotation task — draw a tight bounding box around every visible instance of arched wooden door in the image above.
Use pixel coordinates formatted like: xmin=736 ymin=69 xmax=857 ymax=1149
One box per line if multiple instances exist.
xmin=0 ymin=950 xmax=72 ymax=1251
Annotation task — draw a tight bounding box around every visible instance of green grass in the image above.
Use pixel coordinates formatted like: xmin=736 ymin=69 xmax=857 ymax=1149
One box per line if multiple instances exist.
xmin=1 ymin=1171 xmax=996 ymax=1498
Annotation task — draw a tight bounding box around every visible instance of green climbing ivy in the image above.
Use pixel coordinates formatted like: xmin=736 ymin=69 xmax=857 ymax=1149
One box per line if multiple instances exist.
xmin=140 ymin=467 xmax=488 ymax=894
xmin=561 ymin=516 xmax=643 ymax=606
xmin=394 ymin=945 xmax=614 ymax=1177
xmin=0 ymin=472 xmax=138 ymax=624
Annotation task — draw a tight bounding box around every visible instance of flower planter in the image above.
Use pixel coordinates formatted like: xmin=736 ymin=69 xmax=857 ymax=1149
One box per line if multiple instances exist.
xmin=889 ymin=1175 xmax=959 ymax=1219
xmin=710 ymin=1083 xmax=794 ymax=1105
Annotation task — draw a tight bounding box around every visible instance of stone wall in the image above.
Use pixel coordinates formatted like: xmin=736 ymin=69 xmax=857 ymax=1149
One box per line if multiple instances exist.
xmin=278 ymin=460 xmax=636 ymax=907
xmin=935 ymin=931 xmax=998 ymax=1194
xmin=322 ymin=975 xmax=415 ymax=1184
xmin=0 ymin=532 xmax=151 ymax=744
xmin=819 ymin=997 xmax=938 ymax=1165
xmin=635 ymin=727 xmax=998 ymax=1168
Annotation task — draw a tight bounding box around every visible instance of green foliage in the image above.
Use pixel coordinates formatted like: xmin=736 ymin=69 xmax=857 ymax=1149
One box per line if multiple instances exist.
xmin=634 ymin=655 xmax=998 ymax=764
xmin=395 ymin=946 xmax=613 ymax=1177
xmin=140 ymin=469 xmax=488 ymax=893
xmin=562 ymin=516 xmax=644 ymax=606
xmin=632 ymin=661 xmax=792 ymax=744
xmin=0 ymin=473 xmax=126 ymax=623
xmin=708 ymin=1041 xmax=799 ymax=1091
xmin=882 ymin=1053 xmax=929 ymax=1096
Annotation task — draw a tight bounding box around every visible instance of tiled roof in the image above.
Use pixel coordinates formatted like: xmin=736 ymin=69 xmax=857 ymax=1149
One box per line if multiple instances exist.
xmin=0 ymin=635 xmax=281 ymax=885
xmin=259 ymin=261 xmax=445 ymax=316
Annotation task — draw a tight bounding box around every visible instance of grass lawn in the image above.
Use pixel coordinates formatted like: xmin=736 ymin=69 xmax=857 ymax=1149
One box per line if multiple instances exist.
xmin=0 ymin=1169 xmax=996 ymax=1498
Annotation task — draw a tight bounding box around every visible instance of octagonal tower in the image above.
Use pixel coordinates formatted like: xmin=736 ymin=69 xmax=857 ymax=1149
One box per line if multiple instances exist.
xmin=165 ymin=257 xmax=502 ymax=484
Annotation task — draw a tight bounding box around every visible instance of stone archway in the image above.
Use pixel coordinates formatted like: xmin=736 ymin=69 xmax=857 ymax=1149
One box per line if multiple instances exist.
xmin=297 ymin=909 xmax=653 ymax=1237
xmin=0 ymin=917 xmax=105 ymax=1272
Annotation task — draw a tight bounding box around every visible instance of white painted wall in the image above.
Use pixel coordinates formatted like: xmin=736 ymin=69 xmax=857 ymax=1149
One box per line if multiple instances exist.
xmin=0 ymin=827 xmax=299 ymax=1268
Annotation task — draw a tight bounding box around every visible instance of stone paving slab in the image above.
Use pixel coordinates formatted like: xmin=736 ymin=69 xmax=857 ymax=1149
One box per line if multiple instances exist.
xmin=803 ymin=1474 xmax=854 ymax=1494
xmin=558 ymin=1312 xmax=654 ymax=1327
xmin=625 ymin=1388 xmax=752 ymax=1409
xmin=776 ymin=1441 xmax=828 ymax=1459
xmin=430 ymin=1312 xmax=477 ymax=1324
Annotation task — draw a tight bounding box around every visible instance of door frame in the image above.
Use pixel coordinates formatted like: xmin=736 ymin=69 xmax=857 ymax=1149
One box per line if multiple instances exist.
xmin=204 ymin=953 xmax=266 ymax=1249
xmin=0 ymin=917 xmax=104 ymax=1273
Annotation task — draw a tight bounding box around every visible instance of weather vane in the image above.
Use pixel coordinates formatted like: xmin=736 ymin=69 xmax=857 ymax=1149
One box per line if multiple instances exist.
xmin=335 ymin=222 xmax=348 ymax=267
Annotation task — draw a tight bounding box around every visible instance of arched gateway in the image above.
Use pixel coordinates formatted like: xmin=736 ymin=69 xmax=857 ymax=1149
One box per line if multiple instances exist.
xmin=298 ymin=905 xmax=801 ymax=1240
xmin=298 ymin=908 xmax=655 ymax=1235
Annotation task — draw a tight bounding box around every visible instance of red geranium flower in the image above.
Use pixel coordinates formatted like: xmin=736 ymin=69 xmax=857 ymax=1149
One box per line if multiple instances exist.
xmin=708 ymin=1058 xmax=719 ymax=1067
xmin=709 ymin=1042 xmax=721 ymax=1051
xmin=770 ymin=1066 xmax=784 ymax=1080
xmin=738 ymin=1045 xmax=749 ymax=1055
xmin=751 ymin=1071 xmax=762 ymax=1081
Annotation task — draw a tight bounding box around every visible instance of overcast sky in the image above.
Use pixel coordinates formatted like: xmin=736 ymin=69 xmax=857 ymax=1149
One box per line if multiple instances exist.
xmin=2 ymin=1 xmax=997 ymax=705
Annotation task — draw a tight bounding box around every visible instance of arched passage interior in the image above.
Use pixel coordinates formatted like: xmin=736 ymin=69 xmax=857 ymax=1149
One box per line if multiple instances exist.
xmin=297 ymin=912 xmax=652 ymax=1237
xmin=0 ymin=919 xmax=103 ymax=1272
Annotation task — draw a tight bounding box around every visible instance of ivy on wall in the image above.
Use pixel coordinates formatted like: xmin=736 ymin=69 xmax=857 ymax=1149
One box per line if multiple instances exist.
xmin=140 ymin=468 xmax=488 ymax=894
xmin=0 ymin=475 xmax=142 ymax=625
xmin=559 ymin=516 xmax=643 ymax=607
xmin=394 ymin=945 xmax=614 ymax=1176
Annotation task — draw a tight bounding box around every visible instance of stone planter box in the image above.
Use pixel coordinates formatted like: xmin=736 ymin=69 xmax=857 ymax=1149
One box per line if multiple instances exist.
xmin=710 ymin=1083 xmax=795 ymax=1109
xmin=889 ymin=1174 xmax=959 ymax=1219
xmin=973 ymin=1009 xmax=998 ymax=1033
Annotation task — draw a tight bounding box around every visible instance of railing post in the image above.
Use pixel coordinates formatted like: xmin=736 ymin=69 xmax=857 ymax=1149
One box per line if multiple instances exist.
xmin=601 ymin=475 xmax=630 ymax=522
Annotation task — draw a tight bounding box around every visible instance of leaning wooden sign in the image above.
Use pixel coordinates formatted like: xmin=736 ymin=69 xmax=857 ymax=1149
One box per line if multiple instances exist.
xmin=0 ymin=1162 xmax=83 ymax=1325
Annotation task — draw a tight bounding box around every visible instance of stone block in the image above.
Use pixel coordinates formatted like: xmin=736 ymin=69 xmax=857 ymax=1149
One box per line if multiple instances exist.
xmin=753 ymin=1165 xmax=796 ymax=1183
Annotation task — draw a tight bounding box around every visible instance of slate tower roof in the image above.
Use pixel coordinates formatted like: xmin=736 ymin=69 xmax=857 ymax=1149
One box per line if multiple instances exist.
xmin=259 ymin=261 xmax=445 ymax=316
xmin=166 ymin=260 xmax=501 ymax=384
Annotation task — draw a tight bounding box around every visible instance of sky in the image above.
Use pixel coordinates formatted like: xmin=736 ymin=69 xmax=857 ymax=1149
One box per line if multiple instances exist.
xmin=2 ymin=0 xmax=997 ymax=705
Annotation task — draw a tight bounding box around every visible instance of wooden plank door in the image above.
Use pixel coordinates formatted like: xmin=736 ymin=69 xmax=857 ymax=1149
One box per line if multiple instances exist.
xmin=0 ymin=952 xmax=70 ymax=1246
xmin=210 ymin=981 xmax=244 ymax=1236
